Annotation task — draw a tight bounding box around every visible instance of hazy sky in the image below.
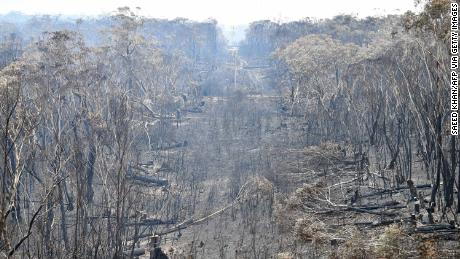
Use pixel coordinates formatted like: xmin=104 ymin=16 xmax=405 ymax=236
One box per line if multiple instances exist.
xmin=1 ymin=0 xmax=420 ymax=25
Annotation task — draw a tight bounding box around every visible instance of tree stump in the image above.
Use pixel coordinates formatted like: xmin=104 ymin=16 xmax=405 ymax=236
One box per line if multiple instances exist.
xmin=149 ymin=235 xmax=168 ymax=259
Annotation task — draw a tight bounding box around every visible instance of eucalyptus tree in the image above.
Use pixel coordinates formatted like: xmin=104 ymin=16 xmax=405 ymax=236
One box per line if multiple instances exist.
xmin=274 ymin=35 xmax=359 ymax=142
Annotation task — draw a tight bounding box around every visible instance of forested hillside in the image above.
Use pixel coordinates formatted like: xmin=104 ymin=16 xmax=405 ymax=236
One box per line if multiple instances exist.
xmin=0 ymin=1 xmax=459 ymax=258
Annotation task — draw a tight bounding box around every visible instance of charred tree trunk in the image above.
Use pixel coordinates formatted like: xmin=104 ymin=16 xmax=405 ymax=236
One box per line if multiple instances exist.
xmin=59 ymin=185 xmax=70 ymax=251
xmin=86 ymin=143 xmax=96 ymax=204
xmin=429 ymin=113 xmax=442 ymax=218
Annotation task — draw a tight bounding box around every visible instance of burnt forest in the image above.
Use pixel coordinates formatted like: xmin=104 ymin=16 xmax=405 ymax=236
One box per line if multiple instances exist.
xmin=0 ymin=0 xmax=459 ymax=258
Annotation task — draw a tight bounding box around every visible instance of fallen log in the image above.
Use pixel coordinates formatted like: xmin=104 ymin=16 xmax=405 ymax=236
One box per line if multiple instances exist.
xmin=348 ymin=207 xmax=399 ymax=216
xmin=416 ymin=232 xmax=460 ymax=241
xmin=319 ymin=201 xmax=404 ymax=216
xmin=358 ymin=204 xmax=406 ymax=211
xmin=360 ymin=184 xmax=431 ymax=198
xmin=372 ymin=219 xmax=399 ymax=227
xmin=331 ymin=217 xmax=412 ymax=228
xmin=372 ymin=218 xmax=408 ymax=227
xmin=318 ymin=207 xmax=400 ymax=216
xmin=122 ymin=248 xmax=145 ymax=257
xmin=328 ymin=178 xmax=358 ymax=188
xmin=330 ymin=221 xmax=374 ymax=227
xmin=414 ymin=224 xmax=456 ymax=233
xmin=127 ymin=174 xmax=168 ymax=186
xmin=125 ymin=218 xmax=176 ymax=227
xmin=154 ymin=179 xmax=253 ymax=237
xmin=354 ymin=201 xmax=401 ymax=210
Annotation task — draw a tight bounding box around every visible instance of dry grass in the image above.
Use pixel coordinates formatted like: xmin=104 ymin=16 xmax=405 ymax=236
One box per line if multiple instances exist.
xmin=303 ymin=142 xmax=346 ymax=168
xmin=287 ymin=181 xmax=329 ymax=212
xmin=337 ymin=227 xmax=375 ymax=259
xmin=276 ymin=252 xmax=296 ymax=259
xmin=294 ymin=217 xmax=330 ymax=244
xmin=375 ymin=224 xmax=409 ymax=259
xmin=416 ymin=238 xmax=438 ymax=259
